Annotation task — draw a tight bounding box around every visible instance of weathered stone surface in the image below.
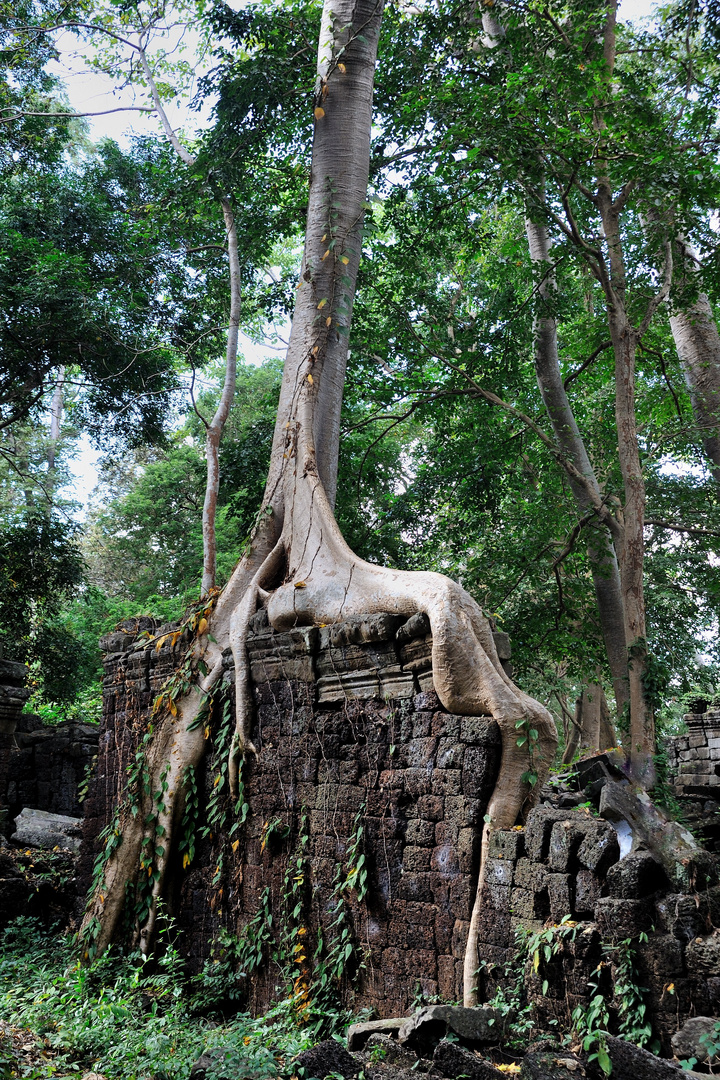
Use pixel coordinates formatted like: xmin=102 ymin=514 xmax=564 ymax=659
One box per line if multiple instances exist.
xmin=396 ymin=612 xmax=431 ymax=643
xmin=671 ymin=1016 xmax=719 ymax=1065
xmin=605 ymin=850 xmax=668 ymax=899
xmin=520 ymin=1052 xmax=586 ymax=1080
xmin=656 ymin=894 xmax=709 ymax=944
xmin=295 ymin=1040 xmax=359 ymax=1079
xmin=594 ymin=897 xmax=653 ymax=940
xmin=13 ymin=807 xmax=83 ymax=853
xmin=398 ymin=1005 xmax=506 ymax=1053
xmin=686 ymin=936 xmax=720 ymax=976
xmin=318 ymin=614 xmax=404 ymax=649
xmin=576 ymin=821 xmax=619 ymax=875
xmin=432 ymin=1039 xmax=504 ymax=1079
xmin=605 ymin=1036 xmax=682 ymax=1080
xmin=347 ymin=1020 xmax=406 ymax=1051
xmin=525 ymin=808 xmax=580 ymax=862
xmin=364 ymin=1035 xmax=417 ymax=1069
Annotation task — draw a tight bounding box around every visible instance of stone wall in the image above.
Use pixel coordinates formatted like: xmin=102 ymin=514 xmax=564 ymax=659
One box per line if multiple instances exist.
xmin=0 ymin=658 xmax=98 ymax=833
xmin=79 ymin=612 xmax=503 ymax=1017
xmin=82 ymin=616 xmax=720 ymax=1046
xmin=669 ymin=707 xmax=720 ymax=795
xmin=476 ymin=804 xmax=720 ymax=1054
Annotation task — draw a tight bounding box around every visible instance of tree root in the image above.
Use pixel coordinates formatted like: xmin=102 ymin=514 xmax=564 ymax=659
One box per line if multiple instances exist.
xmin=81 ymin=434 xmax=557 ymax=1010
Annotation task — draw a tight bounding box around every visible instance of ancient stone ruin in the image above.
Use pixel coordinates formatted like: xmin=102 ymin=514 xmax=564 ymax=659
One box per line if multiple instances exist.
xmin=7 ymin=614 xmax=720 ymax=1070
xmin=71 ymin=611 xmax=720 ymax=1061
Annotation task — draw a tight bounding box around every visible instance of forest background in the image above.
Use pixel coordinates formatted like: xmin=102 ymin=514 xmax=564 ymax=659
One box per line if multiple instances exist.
xmin=3 ymin=0 xmax=720 ymax=762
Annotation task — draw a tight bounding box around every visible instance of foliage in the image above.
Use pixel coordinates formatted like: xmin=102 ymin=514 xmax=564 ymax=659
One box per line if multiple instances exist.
xmin=0 ymin=917 xmax=323 ymax=1080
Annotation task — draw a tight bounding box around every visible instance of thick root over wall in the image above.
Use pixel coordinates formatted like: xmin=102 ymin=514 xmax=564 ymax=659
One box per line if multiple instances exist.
xmin=81 ymin=447 xmax=558 ymax=1006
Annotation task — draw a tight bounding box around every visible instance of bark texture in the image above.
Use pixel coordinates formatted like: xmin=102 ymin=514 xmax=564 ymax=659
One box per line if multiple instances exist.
xmin=81 ymin=0 xmax=557 ymax=1012
xmin=669 ymin=240 xmax=720 ymax=484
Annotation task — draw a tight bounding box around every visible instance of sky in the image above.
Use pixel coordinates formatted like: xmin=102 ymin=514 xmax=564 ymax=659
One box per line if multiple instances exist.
xmin=55 ymin=0 xmax=658 ymax=512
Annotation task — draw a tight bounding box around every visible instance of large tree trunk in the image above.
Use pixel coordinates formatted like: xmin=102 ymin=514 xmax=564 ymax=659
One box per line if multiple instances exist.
xmin=592 ymin=2 xmax=654 ymax=786
xmin=669 ymin=238 xmax=720 ymax=483
xmin=597 ymin=194 xmax=654 ymax=785
xmin=81 ymin=0 xmax=557 ymax=1011
xmin=525 ymin=219 xmax=626 ymax=723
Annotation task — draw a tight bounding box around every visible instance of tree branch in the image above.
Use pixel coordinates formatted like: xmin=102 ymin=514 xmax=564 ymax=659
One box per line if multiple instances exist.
xmin=563 ymin=340 xmax=612 ymax=390
xmin=645 ymin=518 xmax=720 ymax=539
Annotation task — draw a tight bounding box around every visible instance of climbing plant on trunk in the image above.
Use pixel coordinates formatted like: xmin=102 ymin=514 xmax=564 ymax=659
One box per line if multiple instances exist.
xmin=80 ymin=0 xmax=557 ymax=1011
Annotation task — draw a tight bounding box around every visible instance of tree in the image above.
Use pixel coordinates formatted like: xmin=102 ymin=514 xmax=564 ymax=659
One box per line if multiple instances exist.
xmin=80 ymin=0 xmax=557 ymax=1015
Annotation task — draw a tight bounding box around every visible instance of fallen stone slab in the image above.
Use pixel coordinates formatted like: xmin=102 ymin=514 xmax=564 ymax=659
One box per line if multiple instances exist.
xmin=347 ymin=1019 xmax=405 ymax=1052
xmin=398 ymin=1005 xmax=507 ymax=1054
xmin=13 ymin=808 xmax=83 ymax=854
xmin=598 ymin=781 xmax=705 ymax=889
xmin=605 ymin=1036 xmax=682 ymax=1080
xmin=671 ymin=1015 xmax=719 ymax=1066
xmin=433 ymin=1039 xmax=505 ymax=1079
xmin=520 ymin=1052 xmax=586 ymax=1079
xmin=295 ymin=1039 xmax=359 ymax=1079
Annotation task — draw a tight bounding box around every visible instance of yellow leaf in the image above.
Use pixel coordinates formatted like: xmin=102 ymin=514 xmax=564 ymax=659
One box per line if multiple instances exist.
xmin=321 ymin=233 xmax=326 ymax=241
xmin=308 ymin=373 xmax=314 ymax=384
xmin=169 ymin=698 xmax=178 ymax=717
xmin=244 ymin=1037 xmax=252 ymax=1047
xmin=197 ymin=617 xmax=208 ymax=635
xmin=340 ymin=255 xmax=349 ymax=264
xmin=338 ymin=62 xmax=346 ymax=73
xmin=311 ymin=345 xmax=319 ymax=355
xmin=326 ymin=316 xmax=332 ymax=326
xmin=317 ymin=298 xmax=327 ymax=309
xmin=182 ymin=854 xmax=190 ymax=869
xmin=155 ymin=634 xmax=168 ymax=652
xmin=214 ymin=775 xmax=221 ymax=786
xmin=204 ymin=725 xmax=210 ymax=739
xmin=232 ymin=839 xmax=239 ymax=852
xmin=294 ymin=581 xmax=307 ymax=589
xmin=321 ymin=249 xmax=330 ymax=260
xmin=314 ymin=106 xmax=325 ymax=119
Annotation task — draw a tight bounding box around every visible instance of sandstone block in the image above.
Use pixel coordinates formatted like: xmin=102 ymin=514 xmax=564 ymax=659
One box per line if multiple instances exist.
xmin=606 ymin=850 xmax=668 ymax=899
xmin=346 ymin=1019 xmax=405 ymax=1052
xmin=433 ymin=1040 xmax=504 ymax=1080
xmin=488 ymin=828 xmax=524 ymax=862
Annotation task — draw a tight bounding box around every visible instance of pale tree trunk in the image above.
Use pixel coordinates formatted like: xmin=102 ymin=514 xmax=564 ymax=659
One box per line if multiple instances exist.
xmin=47 ymin=366 xmax=65 ymax=473
xmin=562 ymin=681 xmax=613 ymax=764
xmin=81 ymin=0 xmax=557 ymax=1014
xmin=669 ymin=238 xmax=720 ymax=483
xmin=525 ymin=219 xmax=627 ymax=723
xmin=139 ymin=47 xmax=240 ymax=596
xmin=201 ymin=198 xmax=240 ymax=595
